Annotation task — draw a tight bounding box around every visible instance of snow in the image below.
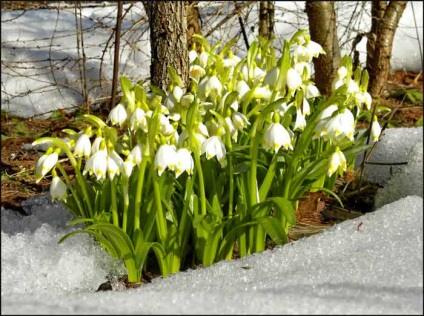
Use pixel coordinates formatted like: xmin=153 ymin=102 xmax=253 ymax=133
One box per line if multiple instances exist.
xmin=1 ymin=2 xmax=423 ymax=315
xmin=1 ymin=1 xmax=422 ymax=118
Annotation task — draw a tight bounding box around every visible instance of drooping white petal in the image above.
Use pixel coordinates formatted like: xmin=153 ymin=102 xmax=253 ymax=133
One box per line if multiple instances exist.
xmin=286 ymin=68 xmax=302 ymax=92
xmin=371 ymin=117 xmax=381 ymax=142
xmin=263 ymin=123 xmax=293 ymax=152
xmin=50 ymin=176 xmax=68 ymax=202
xmin=109 ymin=103 xmax=127 ymax=127
xmin=175 ymin=148 xmax=194 ymax=178
xmin=201 ymin=136 xmax=227 ymax=167
xmin=154 ymin=144 xmax=177 ymax=176
xmin=107 ymin=151 xmax=125 ymax=180
xmin=328 ymin=148 xmax=347 ymax=177
xmin=293 ymin=108 xmax=307 ymax=131
xmin=74 ymin=134 xmax=91 ymax=159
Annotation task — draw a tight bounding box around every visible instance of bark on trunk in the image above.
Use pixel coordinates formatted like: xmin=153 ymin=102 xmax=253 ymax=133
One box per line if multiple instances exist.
xmin=305 ymin=1 xmax=341 ymax=96
xmin=366 ymin=1 xmax=407 ymax=97
xmin=259 ymin=1 xmax=275 ymax=40
xmin=186 ymin=1 xmax=201 ymax=50
xmin=143 ymin=1 xmax=189 ymax=92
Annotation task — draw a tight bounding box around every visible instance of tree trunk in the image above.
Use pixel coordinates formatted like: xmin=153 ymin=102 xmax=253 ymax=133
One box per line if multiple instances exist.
xmin=258 ymin=1 xmax=275 ymax=40
xmin=305 ymin=1 xmax=341 ymax=96
xmin=143 ymin=1 xmax=189 ymax=92
xmin=186 ymin=1 xmax=201 ymax=50
xmin=366 ymin=1 xmax=407 ymax=97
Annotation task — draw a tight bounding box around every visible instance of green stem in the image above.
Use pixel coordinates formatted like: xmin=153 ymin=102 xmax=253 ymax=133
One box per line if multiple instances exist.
xmin=152 ymin=172 xmax=167 ymax=243
xmin=110 ymin=179 xmax=119 ymax=227
xmin=224 ymin=133 xmax=234 ymax=218
xmin=194 ymin=152 xmax=207 ymax=215
xmin=122 ymin=181 xmax=129 ymax=234
xmin=249 ymin=135 xmax=260 ymax=207
xmin=56 ymin=163 xmax=86 ymax=218
xmin=134 ymin=158 xmax=148 ymax=230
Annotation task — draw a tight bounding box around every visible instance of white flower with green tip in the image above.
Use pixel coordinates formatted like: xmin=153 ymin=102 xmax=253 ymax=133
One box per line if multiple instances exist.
xmin=74 ymin=133 xmax=91 ymax=159
xmin=175 ymin=148 xmax=194 ymax=178
xmin=201 ymin=136 xmax=227 ymax=168
xmin=50 ymin=174 xmax=67 ymax=202
xmin=107 ymin=150 xmax=125 ymax=181
xmin=35 ymin=149 xmax=59 ymax=183
xmin=323 ymin=109 xmax=355 ymax=142
xmin=84 ymin=148 xmax=108 ymax=181
xmin=328 ymin=147 xmax=347 ymax=177
xmin=371 ymin=116 xmax=381 ymax=142
xmin=154 ymin=144 xmax=177 ymax=176
xmin=294 ymin=108 xmax=307 ymax=131
xmin=130 ymin=108 xmax=148 ymax=132
xmin=263 ymin=123 xmax=293 ymax=152
xmin=231 ymin=111 xmax=250 ymax=131
xmin=109 ymin=103 xmax=127 ymax=127
xmin=198 ymin=75 xmax=223 ymax=99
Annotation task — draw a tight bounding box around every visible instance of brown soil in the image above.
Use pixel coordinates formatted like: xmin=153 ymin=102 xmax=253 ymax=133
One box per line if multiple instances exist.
xmin=1 ymin=70 xmax=422 ymax=224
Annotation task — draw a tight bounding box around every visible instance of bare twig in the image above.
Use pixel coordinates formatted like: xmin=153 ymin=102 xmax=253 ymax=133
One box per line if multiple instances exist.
xmin=110 ymin=1 xmax=123 ymax=111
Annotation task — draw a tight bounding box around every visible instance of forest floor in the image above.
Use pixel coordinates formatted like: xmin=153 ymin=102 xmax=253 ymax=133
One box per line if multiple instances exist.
xmin=1 ymin=70 xmax=422 ymax=241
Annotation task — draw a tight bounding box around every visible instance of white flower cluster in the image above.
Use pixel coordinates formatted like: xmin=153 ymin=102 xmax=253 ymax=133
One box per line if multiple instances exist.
xmin=35 ymin=32 xmax=379 ymax=200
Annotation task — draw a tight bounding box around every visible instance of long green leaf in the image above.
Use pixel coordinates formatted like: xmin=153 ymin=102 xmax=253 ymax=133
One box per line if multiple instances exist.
xmin=257 ymin=216 xmax=288 ymax=245
xmin=269 ymin=197 xmax=295 ymax=226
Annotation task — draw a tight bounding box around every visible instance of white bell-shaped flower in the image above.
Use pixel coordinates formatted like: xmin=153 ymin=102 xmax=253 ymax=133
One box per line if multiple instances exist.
xmin=328 ymin=147 xmax=347 ymax=177
xmin=236 ymin=80 xmax=250 ymax=100
xmin=123 ymin=157 xmax=134 ymax=178
xmin=158 ymin=114 xmax=175 ymax=136
xmin=263 ymin=123 xmax=293 ymax=152
xmin=189 ymin=65 xmax=206 ymax=82
xmin=225 ymin=117 xmax=238 ymax=142
xmin=107 ymin=150 xmax=125 ymax=181
xmin=323 ymin=109 xmax=355 ymax=142
xmin=35 ymin=149 xmax=59 ymax=183
xmin=84 ymin=148 xmax=108 ymax=181
xmin=199 ymin=51 xmax=209 ymax=68
xmin=347 ymin=79 xmax=360 ymax=94
xmin=231 ymin=111 xmax=250 ymax=130
xmin=371 ymin=116 xmax=381 ymax=142
xmin=128 ymin=144 xmax=143 ymax=166
xmin=154 ymin=144 xmax=177 ymax=176
xmin=201 ymin=136 xmax=227 ymax=168
xmin=109 ymin=103 xmax=127 ymax=127
xmin=293 ymin=108 xmax=307 ymax=131
xmin=305 ymin=84 xmax=320 ymax=99
xmin=189 ymin=49 xmax=198 ymax=64
xmin=74 ymin=133 xmax=91 ymax=159
xmin=252 ymin=86 xmax=272 ymax=100
xmin=130 ymin=108 xmax=148 ymax=132
xmin=286 ymin=68 xmax=302 ymax=92
xmin=302 ymin=98 xmax=311 ymax=116
xmin=175 ymin=148 xmax=194 ymax=178
xmin=294 ymin=40 xmax=325 ymax=63
xmin=198 ymin=75 xmax=223 ymax=99
xmin=354 ymin=91 xmax=372 ymax=110
xmin=50 ymin=174 xmax=68 ymax=202
xmin=172 ymin=86 xmax=184 ymax=102
xmin=181 ymin=93 xmax=195 ymax=108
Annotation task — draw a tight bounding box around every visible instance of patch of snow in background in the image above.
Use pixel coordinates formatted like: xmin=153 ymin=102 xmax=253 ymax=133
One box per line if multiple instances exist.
xmin=1 ymin=1 xmax=422 ymax=118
